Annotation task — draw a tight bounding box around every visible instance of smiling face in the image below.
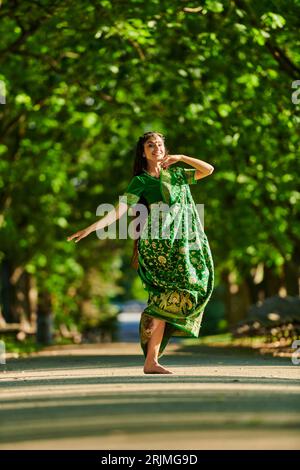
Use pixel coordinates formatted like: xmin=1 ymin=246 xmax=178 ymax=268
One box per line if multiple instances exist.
xmin=143 ymin=134 xmax=166 ymax=164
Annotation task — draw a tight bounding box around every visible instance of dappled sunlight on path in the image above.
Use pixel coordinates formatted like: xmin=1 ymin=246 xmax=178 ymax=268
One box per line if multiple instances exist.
xmin=0 ymin=343 xmax=299 ymax=450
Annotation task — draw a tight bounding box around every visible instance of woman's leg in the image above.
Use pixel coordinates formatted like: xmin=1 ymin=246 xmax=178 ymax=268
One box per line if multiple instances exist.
xmin=143 ymin=318 xmax=173 ymax=374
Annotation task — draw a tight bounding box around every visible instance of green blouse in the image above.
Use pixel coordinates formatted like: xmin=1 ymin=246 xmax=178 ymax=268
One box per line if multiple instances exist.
xmin=120 ymin=167 xmax=198 ymax=209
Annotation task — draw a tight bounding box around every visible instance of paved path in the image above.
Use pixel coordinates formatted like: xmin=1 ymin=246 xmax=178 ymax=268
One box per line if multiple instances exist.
xmin=0 ymin=342 xmax=299 ymax=450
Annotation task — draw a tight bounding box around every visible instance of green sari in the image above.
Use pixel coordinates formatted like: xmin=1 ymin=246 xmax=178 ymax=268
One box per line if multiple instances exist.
xmin=121 ymin=166 xmax=214 ymax=358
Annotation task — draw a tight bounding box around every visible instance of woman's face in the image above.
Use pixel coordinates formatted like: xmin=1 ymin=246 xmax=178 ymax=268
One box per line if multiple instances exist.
xmin=144 ymin=135 xmax=165 ymax=164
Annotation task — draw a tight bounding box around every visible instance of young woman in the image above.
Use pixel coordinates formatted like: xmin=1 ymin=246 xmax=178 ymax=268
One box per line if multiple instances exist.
xmin=67 ymin=131 xmax=214 ymax=374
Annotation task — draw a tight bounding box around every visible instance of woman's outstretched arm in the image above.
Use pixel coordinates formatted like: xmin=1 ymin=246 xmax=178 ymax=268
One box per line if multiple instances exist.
xmin=66 ymin=201 xmax=128 ymax=243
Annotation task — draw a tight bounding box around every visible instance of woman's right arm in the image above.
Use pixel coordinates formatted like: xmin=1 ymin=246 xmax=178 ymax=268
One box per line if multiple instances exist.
xmin=67 ymin=201 xmax=128 ymax=243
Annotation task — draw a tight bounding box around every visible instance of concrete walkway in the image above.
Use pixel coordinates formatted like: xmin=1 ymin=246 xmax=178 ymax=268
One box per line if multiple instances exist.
xmin=0 ymin=342 xmax=299 ymax=450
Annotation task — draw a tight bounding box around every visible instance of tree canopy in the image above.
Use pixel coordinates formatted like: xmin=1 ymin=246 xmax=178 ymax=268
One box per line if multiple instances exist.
xmin=0 ymin=0 xmax=299 ymax=335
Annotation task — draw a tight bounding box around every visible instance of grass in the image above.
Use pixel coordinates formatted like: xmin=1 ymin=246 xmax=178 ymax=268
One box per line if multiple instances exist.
xmin=181 ymin=333 xmax=268 ymax=349
xmin=0 ymin=335 xmax=75 ymax=357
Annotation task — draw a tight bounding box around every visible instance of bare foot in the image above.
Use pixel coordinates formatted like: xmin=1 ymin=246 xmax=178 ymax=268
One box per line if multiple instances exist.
xmin=143 ymin=361 xmax=174 ymax=374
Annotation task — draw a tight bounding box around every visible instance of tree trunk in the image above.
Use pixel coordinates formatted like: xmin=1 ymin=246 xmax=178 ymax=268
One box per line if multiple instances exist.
xmin=228 ymin=279 xmax=252 ymax=326
xmin=0 ymin=258 xmax=18 ymax=323
xmin=221 ymin=270 xmax=252 ymax=326
xmin=27 ymin=274 xmax=38 ymax=327
xmin=36 ymin=289 xmax=53 ymax=345
xmin=221 ymin=269 xmax=231 ymax=326
xmin=283 ymin=260 xmax=300 ymax=296
xmin=263 ymin=266 xmax=283 ymax=298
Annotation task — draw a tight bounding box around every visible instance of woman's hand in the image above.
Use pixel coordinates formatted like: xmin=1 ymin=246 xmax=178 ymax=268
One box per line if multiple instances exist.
xmin=67 ymin=227 xmax=92 ymax=243
xmin=161 ymin=154 xmax=183 ymax=169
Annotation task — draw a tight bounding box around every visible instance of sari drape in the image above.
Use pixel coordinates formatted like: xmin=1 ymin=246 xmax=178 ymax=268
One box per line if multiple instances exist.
xmin=121 ymin=166 xmax=214 ymax=358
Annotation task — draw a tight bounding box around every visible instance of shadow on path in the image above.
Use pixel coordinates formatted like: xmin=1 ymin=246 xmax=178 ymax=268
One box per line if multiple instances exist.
xmin=0 ymin=343 xmax=299 ymax=448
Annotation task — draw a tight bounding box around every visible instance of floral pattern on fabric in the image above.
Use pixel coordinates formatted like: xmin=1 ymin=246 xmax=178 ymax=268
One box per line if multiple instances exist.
xmin=136 ymin=166 xmax=214 ymax=358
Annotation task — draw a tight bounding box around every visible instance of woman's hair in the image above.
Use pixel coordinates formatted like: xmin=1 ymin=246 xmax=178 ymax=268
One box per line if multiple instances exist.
xmin=130 ymin=131 xmax=169 ymax=270
xmin=133 ymin=131 xmax=168 ymax=176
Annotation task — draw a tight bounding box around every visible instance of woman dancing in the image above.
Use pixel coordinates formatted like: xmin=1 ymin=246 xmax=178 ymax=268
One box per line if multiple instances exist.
xmin=67 ymin=131 xmax=214 ymax=374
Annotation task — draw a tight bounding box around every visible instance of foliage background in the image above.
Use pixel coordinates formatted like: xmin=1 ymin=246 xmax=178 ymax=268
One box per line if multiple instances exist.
xmin=0 ymin=0 xmax=299 ymax=340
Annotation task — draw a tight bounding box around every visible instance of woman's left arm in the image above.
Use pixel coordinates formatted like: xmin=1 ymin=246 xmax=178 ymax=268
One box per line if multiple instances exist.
xmin=163 ymin=154 xmax=214 ymax=180
xmin=180 ymin=155 xmax=214 ymax=180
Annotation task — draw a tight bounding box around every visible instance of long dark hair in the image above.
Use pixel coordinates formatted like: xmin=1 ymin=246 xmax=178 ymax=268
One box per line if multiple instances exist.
xmin=133 ymin=131 xmax=167 ymax=176
xmin=130 ymin=131 xmax=169 ymax=269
